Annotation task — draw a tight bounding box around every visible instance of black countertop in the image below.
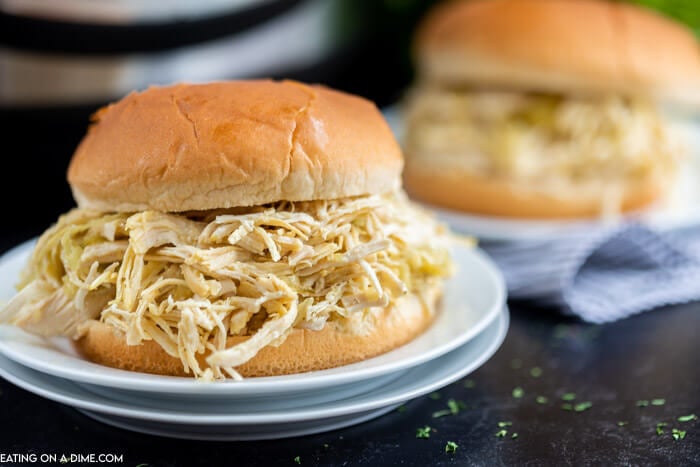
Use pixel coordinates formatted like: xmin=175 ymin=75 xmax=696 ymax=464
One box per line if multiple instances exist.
xmin=0 ymin=285 xmax=697 ymax=466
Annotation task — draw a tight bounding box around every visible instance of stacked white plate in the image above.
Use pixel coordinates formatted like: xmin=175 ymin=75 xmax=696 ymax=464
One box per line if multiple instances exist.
xmin=0 ymin=240 xmax=508 ymax=440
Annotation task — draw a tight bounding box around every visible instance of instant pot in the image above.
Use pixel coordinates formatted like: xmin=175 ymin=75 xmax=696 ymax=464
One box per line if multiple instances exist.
xmin=0 ymin=0 xmax=369 ymax=244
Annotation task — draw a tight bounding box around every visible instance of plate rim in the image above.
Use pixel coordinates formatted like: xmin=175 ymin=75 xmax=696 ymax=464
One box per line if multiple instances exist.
xmin=76 ymin=404 xmax=402 ymax=441
xmin=0 ymin=238 xmax=505 ymax=394
xmin=421 ymin=201 xmax=700 ymax=242
xmin=0 ymin=307 xmax=509 ymax=425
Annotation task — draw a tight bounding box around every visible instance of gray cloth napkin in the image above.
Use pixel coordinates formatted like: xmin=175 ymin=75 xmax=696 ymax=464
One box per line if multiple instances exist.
xmin=480 ymin=223 xmax=700 ymax=323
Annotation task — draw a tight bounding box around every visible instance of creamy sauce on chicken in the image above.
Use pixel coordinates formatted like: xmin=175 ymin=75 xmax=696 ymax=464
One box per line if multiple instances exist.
xmin=404 ymin=88 xmax=679 ymax=184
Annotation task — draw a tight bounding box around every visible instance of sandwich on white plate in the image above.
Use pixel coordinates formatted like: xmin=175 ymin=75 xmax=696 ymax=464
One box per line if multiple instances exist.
xmin=0 ymin=80 xmax=455 ymax=380
xmin=402 ymin=0 xmax=700 ymax=220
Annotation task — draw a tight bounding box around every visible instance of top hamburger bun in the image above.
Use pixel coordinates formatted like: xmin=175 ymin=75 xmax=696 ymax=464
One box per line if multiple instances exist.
xmin=68 ymin=80 xmax=403 ymax=212
xmin=415 ymin=0 xmax=700 ymax=107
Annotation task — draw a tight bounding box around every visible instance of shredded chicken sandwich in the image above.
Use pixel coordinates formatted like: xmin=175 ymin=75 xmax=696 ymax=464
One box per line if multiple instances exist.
xmin=0 ymin=80 xmax=457 ymax=380
xmin=402 ymin=0 xmax=700 ymax=219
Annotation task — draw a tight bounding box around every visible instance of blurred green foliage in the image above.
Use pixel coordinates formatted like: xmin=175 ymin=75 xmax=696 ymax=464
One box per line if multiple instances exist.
xmin=628 ymin=0 xmax=700 ymax=35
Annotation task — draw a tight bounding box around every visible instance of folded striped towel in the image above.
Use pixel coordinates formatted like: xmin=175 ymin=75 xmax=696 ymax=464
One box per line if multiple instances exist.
xmin=480 ymin=223 xmax=700 ymax=323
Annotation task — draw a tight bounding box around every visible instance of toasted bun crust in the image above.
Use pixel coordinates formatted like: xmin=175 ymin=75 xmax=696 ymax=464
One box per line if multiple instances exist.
xmin=415 ymin=0 xmax=700 ymax=107
xmin=404 ymin=160 xmax=669 ymax=219
xmin=73 ymin=288 xmax=440 ymax=377
xmin=67 ymin=80 xmax=403 ymax=212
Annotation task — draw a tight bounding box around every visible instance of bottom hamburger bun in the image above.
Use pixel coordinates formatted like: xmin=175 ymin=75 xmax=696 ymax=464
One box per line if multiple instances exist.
xmin=403 ymin=160 xmax=671 ymax=219
xmin=73 ymin=286 xmax=442 ymax=377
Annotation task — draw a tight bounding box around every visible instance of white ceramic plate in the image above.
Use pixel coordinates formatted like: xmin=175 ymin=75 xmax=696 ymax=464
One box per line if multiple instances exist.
xmin=417 ymin=161 xmax=700 ymax=241
xmin=78 ymin=371 xmax=407 ymax=410
xmin=0 ymin=308 xmax=508 ymax=440
xmin=382 ymin=106 xmax=700 ymax=241
xmin=77 ymin=405 xmax=402 ymax=441
xmin=0 ymin=239 xmax=504 ymax=397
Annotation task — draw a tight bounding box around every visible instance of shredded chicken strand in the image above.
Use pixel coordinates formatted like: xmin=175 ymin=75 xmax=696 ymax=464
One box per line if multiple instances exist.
xmin=1 ymin=192 xmax=453 ymax=379
xmin=404 ymin=88 xmax=680 ymax=184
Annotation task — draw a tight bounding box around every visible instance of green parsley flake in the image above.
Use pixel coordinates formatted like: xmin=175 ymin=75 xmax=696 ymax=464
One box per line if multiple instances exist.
xmin=510 ymin=359 xmax=523 ymax=369
xmin=530 ymin=367 xmax=543 ymax=378
xmin=416 ymin=426 xmax=431 ymax=439
xmin=429 ymin=392 xmax=441 ymax=400
xmin=433 ymin=399 xmax=466 ymax=418
xmin=574 ymin=401 xmax=593 ymax=412
xmin=617 ymin=421 xmax=628 ymax=427
xmin=396 ymin=405 xmax=407 ymax=413
xmin=678 ymin=414 xmax=698 ymax=422
xmin=672 ymin=428 xmax=686 ymax=441
xmin=445 ymin=441 xmax=458 ymax=453
xmin=561 ymin=403 xmax=573 ymax=411
xmin=651 ymin=399 xmax=666 ymax=406
xmin=561 ymin=393 xmax=576 ymax=401
xmin=448 ymin=399 xmax=466 ymax=414
xmin=294 ymin=456 xmax=301 ymax=465
xmin=512 ymin=387 xmax=524 ymax=399
xmin=636 ymin=400 xmax=650 ymax=407
xmin=656 ymin=422 xmax=668 ymax=436
xmin=536 ymin=396 xmax=548 ymax=405
xmin=495 ymin=429 xmax=508 ymax=438
xmin=498 ymin=421 xmax=513 ymax=428
xmin=511 ymin=433 xmax=519 ymax=439
xmin=323 ymin=444 xmax=329 ymax=449
xmin=464 ymin=379 xmax=476 ymax=389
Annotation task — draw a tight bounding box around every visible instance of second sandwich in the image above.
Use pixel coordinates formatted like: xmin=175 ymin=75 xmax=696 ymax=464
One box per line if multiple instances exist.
xmin=403 ymin=0 xmax=700 ymax=219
